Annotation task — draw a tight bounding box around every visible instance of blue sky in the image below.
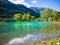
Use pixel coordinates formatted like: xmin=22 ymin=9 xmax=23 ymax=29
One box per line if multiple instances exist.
xmin=8 ymin=0 xmax=60 ymax=11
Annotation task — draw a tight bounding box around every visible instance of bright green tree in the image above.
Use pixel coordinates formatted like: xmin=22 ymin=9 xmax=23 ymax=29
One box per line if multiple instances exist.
xmin=26 ymin=12 xmax=31 ymax=21
xmin=41 ymin=8 xmax=52 ymax=21
xmin=30 ymin=16 xmax=35 ymax=21
xmin=21 ymin=13 xmax=26 ymax=21
xmin=57 ymin=12 xmax=60 ymax=21
xmin=21 ymin=13 xmax=31 ymax=21
xmin=13 ymin=13 xmax=22 ymax=21
xmin=40 ymin=8 xmax=58 ymax=22
xmin=51 ymin=10 xmax=57 ymax=21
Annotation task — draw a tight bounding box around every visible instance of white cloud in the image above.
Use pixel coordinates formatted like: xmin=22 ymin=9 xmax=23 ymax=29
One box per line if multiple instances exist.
xmin=31 ymin=0 xmax=37 ymax=4
xmin=8 ymin=0 xmax=31 ymax=8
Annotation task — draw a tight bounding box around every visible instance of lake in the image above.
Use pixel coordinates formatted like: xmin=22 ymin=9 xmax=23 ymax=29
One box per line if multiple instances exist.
xmin=0 ymin=22 xmax=60 ymax=45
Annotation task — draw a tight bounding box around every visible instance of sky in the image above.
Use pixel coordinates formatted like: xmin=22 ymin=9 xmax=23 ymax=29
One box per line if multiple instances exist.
xmin=8 ymin=0 xmax=60 ymax=11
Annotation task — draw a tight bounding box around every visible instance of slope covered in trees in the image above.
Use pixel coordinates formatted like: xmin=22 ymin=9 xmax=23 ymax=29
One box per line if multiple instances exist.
xmin=0 ymin=0 xmax=60 ymax=22
xmin=0 ymin=0 xmax=39 ymax=18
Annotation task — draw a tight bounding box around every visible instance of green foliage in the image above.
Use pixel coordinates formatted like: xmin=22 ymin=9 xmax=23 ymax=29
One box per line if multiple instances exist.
xmin=13 ymin=13 xmax=22 ymax=21
xmin=30 ymin=16 xmax=35 ymax=21
xmin=12 ymin=13 xmax=35 ymax=22
xmin=40 ymin=8 xmax=58 ymax=22
xmin=26 ymin=12 xmax=31 ymax=21
xmin=51 ymin=10 xmax=57 ymax=21
xmin=57 ymin=12 xmax=60 ymax=21
xmin=40 ymin=8 xmax=51 ymax=21
xmin=21 ymin=13 xmax=31 ymax=21
xmin=0 ymin=8 xmax=60 ymax=22
xmin=41 ymin=8 xmax=51 ymax=17
xmin=48 ymin=42 xmax=56 ymax=45
xmin=21 ymin=13 xmax=26 ymax=21
xmin=0 ymin=18 xmax=2 ymax=21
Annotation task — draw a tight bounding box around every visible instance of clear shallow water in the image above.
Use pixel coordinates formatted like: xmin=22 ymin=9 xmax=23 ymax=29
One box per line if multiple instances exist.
xmin=0 ymin=22 xmax=60 ymax=45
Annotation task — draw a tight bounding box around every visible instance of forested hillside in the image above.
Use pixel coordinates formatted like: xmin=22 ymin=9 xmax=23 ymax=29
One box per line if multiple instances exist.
xmin=0 ymin=0 xmax=60 ymax=22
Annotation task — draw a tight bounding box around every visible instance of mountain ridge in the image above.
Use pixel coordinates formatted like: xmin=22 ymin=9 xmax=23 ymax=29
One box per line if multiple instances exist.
xmin=0 ymin=0 xmax=40 ymax=18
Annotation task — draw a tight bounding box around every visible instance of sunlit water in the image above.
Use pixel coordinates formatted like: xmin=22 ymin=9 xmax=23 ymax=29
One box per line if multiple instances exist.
xmin=0 ymin=22 xmax=60 ymax=45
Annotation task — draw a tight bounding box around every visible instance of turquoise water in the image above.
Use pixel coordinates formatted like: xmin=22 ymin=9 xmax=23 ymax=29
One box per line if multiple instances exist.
xmin=0 ymin=22 xmax=60 ymax=45
xmin=0 ymin=22 xmax=54 ymax=36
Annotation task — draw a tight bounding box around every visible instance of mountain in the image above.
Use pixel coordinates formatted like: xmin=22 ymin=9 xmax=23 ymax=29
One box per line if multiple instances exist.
xmin=0 ymin=0 xmax=39 ymax=18
xmin=30 ymin=7 xmax=45 ymax=16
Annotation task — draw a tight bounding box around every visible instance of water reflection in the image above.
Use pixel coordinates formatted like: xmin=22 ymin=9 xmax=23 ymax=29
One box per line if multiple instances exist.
xmin=0 ymin=22 xmax=60 ymax=45
xmin=6 ymin=34 xmax=59 ymax=45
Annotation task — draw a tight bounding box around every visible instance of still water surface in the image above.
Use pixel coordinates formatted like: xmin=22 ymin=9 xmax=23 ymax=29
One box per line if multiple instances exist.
xmin=0 ymin=22 xmax=60 ymax=45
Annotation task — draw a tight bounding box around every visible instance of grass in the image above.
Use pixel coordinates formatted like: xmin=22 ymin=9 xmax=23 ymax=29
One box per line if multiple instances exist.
xmin=27 ymin=37 xmax=60 ymax=45
xmin=46 ymin=22 xmax=60 ymax=24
